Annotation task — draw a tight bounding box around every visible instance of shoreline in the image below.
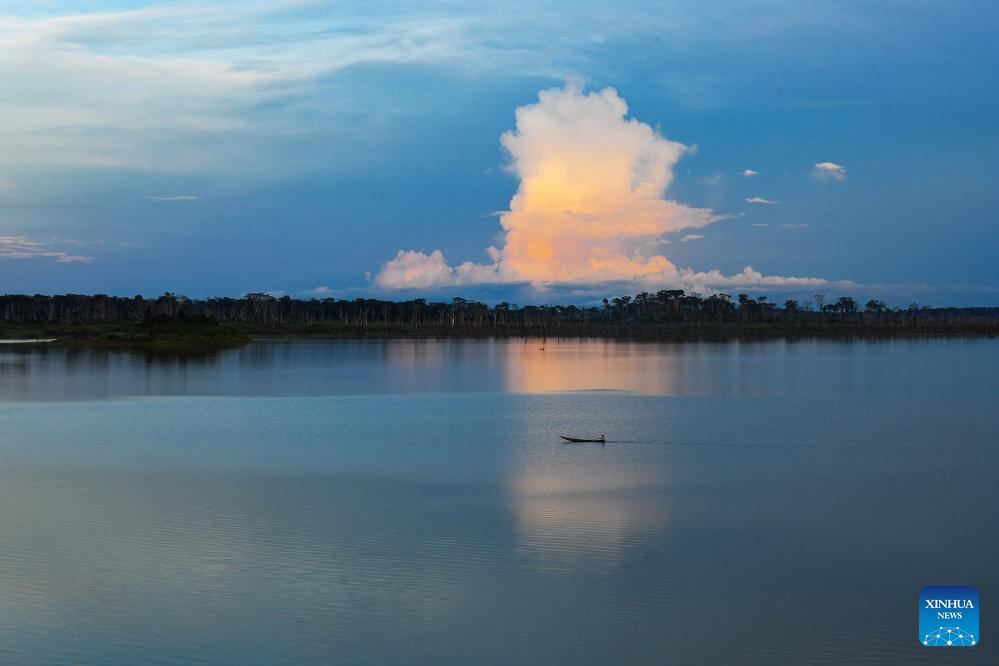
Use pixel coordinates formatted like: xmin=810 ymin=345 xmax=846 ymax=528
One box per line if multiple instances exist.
xmin=2 ymin=321 xmax=997 ymax=353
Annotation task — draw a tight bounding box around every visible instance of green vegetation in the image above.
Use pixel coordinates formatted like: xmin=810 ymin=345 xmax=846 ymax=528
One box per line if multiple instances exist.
xmin=0 ymin=312 xmax=250 ymax=355
xmin=1 ymin=292 xmax=998 ymax=350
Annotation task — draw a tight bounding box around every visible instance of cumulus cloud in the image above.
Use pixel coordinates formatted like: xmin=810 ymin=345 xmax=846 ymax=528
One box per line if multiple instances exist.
xmin=376 ymin=83 xmax=716 ymax=287
xmin=745 ymin=196 xmax=778 ymax=204
xmin=679 ymin=234 xmax=704 ymax=242
xmin=374 ymin=83 xmax=834 ymax=294
xmin=666 ymin=266 xmax=842 ymax=293
xmin=740 ymin=169 xmax=759 ymax=177
xmin=146 ymin=195 xmax=200 ymax=201
xmin=813 ymin=161 xmax=846 ymax=180
xmin=375 ymin=250 xmax=455 ymax=289
xmin=0 ymin=235 xmax=95 ymax=263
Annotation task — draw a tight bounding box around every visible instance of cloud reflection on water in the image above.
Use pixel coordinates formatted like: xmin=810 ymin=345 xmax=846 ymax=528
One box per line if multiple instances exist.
xmin=507 ymin=447 xmax=670 ymax=571
xmin=501 ymin=340 xmax=687 ymax=394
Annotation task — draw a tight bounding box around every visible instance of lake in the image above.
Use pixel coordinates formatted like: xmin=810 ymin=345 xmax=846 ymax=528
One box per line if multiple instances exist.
xmin=1 ymin=338 xmax=996 ymax=664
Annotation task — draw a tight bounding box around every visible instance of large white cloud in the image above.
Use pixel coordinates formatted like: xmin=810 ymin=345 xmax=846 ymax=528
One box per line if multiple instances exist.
xmin=491 ymin=82 xmax=720 ymax=283
xmin=375 ymin=82 xmax=832 ymax=293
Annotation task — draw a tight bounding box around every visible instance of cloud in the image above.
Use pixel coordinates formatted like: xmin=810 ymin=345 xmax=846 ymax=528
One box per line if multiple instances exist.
xmin=679 ymin=234 xmax=704 ymax=242
xmin=671 ymin=266 xmax=834 ymax=291
xmin=375 ymin=250 xmax=458 ymax=289
xmin=813 ymin=161 xmax=846 ymax=180
xmin=8 ymin=3 xmax=736 ymax=175
xmin=745 ymin=196 xmax=779 ymax=204
xmin=376 ymin=82 xmax=720 ymax=289
xmin=374 ymin=82 xmax=837 ymax=294
xmin=740 ymin=169 xmax=759 ymax=177
xmin=297 ymin=285 xmax=336 ymax=297
xmin=782 ymin=223 xmax=808 ymax=229
xmin=0 ymin=5 xmax=484 ymax=172
xmin=0 ymin=236 xmax=95 ymax=263
xmin=753 ymin=223 xmax=769 ymax=227
xmin=0 ymin=2 xmax=950 ymax=180
xmin=146 ymin=195 xmax=200 ymax=201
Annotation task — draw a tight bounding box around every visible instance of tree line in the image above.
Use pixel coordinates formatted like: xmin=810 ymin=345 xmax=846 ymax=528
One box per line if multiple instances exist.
xmin=2 ymin=291 xmax=998 ymax=337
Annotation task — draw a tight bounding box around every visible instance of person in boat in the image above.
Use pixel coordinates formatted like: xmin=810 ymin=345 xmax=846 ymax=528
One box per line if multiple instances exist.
xmin=598 ymin=434 xmax=606 ymax=443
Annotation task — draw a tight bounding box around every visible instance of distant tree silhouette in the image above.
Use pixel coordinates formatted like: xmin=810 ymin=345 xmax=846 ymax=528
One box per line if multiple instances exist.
xmin=1 ymin=292 xmax=996 ymax=340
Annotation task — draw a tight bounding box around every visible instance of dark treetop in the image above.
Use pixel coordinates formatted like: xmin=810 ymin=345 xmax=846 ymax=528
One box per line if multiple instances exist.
xmin=2 ymin=292 xmax=998 ymax=347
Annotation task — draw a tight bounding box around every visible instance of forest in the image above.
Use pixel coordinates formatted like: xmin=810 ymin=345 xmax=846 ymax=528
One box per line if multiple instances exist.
xmin=2 ymin=291 xmax=999 ymax=341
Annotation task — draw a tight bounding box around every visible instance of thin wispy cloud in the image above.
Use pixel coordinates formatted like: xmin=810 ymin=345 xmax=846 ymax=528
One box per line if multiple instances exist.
xmin=753 ymin=223 xmax=769 ymax=227
xmin=0 ymin=236 xmax=95 ymax=263
xmin=740 ymin=169 xmax=759 ymax=177
xmin=146 ymin=195 xmax=200 ymax=202
xmin=0 ymin=5 xmax=482 ymax=172
xmin=298 ymin=285 xmax=333 ymax=297
xmin=375 ymin=83 xmax=835 ymax=294
xmin=8 ymin=2 xmax=736 ymax=175
xmin=746 ymin=196 xmax=779 ymax=204
xmin=0 ymin=2 xmax=895 ymax=176
xmin=813 ymin=161 xmax=846 ymax=180
xmin=783 ymin=223 xmax=808 ymax=229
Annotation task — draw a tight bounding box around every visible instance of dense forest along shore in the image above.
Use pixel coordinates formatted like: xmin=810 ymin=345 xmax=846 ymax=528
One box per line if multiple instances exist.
xmin=2 ymin=292 xmax=998 ymax=354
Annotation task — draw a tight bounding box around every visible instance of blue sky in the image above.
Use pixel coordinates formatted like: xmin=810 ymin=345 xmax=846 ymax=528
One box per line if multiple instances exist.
xmin=1 ymin=1 xmax=997 ymax=305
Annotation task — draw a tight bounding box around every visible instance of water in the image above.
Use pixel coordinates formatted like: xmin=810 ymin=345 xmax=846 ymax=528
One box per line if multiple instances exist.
xmin=1 ymin=338 xmax=996 ymax=664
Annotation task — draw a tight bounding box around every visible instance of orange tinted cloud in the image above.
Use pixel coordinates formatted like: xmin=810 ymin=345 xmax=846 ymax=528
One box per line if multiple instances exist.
xmin=375 ymin=82 xmax=831 ymax=292
xmin=492 ymin=82 xmax=718 ymax=282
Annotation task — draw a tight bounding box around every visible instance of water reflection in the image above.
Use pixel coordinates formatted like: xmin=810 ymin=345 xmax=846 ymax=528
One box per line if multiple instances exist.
xmin=501 ymin=338 xmax=849 ymax=397
xmin=1 ymin=340 xmax=998 ymax=664
xmin=508 ymin=463 xmax=668 ymax=571
xmin=2 ymin=337 xmax=998 ymax=402
xmin=501 ymin=339 xmax=688 ymax=394
xmin=502 ymin=337 xmax=999 ymax=398
xmin=0 ymin=467 xmax=502 ymax=664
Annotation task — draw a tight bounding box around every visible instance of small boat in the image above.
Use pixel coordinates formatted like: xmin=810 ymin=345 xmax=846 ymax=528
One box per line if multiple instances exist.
xmin=560 ymin=435 xmax=606 ymax=443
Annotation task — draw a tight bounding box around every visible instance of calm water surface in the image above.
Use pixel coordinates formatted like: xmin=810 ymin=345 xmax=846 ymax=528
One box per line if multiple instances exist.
xmin=1 ymin=338 xmax=997 ymax=664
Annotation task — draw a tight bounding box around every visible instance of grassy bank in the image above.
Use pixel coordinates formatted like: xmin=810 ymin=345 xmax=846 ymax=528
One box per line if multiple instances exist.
xmin=1 ymin=314 xmax=251 ymax=355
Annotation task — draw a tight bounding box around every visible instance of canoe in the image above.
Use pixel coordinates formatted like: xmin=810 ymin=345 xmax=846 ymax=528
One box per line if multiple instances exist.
xmin=560 ymin=435 xmax=606 ymax=443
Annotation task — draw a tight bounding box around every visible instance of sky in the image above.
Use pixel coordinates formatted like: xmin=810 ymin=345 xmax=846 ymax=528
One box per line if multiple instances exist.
xmin=1 ymin=0 xmax=998 ymax=306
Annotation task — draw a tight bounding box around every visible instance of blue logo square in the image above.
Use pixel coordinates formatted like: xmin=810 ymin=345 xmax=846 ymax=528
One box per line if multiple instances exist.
xmin=920 ymin=586 xmax=978 ymax=646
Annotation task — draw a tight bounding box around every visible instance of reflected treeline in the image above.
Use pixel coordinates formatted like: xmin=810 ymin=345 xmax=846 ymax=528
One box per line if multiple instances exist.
xmin=2 ymin=291 xmax=999 ymax=338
